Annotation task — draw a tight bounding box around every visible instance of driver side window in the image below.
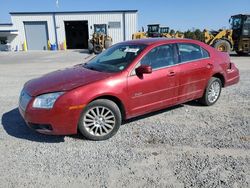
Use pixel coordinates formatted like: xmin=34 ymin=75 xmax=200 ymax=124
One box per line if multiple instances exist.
xmin=140 ymin=44 xmax=176 ymax=70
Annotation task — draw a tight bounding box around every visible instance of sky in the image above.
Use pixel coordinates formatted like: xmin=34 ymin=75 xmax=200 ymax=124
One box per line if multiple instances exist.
xmin=0 ymin=0 xmax=250 ymax=31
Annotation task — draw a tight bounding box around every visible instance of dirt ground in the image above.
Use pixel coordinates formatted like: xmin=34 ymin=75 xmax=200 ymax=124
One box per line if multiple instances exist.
xmin=0 ymin=51 xmax=249 ymax=188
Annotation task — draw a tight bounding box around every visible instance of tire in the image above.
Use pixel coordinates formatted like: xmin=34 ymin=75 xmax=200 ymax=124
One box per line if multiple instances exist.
xmin=199 ymin=77 xmax=222 ymax=106
xmin=93 ymin=44 xmax=103 ymax=54
xmin=78 ymin=99 xmax=121 ymax=141
xmin=213 ymin=40 xmax=231 ymax=53
xmin=236 ymin=51 xmax=248 ymax=56
xmin=88 ymin=40 xmax=93 ymax=54
xmin=104 ymin=39 xmax=112 ymax=49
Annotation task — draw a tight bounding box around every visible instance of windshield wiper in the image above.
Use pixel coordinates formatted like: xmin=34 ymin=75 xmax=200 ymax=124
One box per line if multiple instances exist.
xmin=83 ymin=64 xmax=102 ymax=72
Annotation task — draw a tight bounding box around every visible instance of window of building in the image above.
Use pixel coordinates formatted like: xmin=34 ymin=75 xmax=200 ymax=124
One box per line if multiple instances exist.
xmin=108 ymin=22 xmax=121 ymax=29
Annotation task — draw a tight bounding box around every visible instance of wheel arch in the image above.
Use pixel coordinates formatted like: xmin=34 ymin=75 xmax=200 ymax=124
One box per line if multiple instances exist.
xmin=212 ymin=73 xmax=225 ymax=87
xmin=90 ymin=95 xmax=126 ymax=121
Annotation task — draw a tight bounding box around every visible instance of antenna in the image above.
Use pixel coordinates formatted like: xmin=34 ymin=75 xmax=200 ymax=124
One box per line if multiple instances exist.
xmin=56 ymin=0 xmax=59 ymax=8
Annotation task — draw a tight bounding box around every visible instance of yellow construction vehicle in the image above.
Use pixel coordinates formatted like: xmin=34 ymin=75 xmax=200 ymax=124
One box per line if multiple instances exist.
xmin=203 ymin=14 xmax=250 ymax=54
xmin=132 ymin=24 xmax=160 ymax=39
xmin=88 ymin=24 xmax=112 ymax=54
xmin=230 ymin=14 xmax=250 ymax=55
xmin=160 ymin=26 xmax=184 ymax=38
xmin=131 ymin=30 xmax=147 ymax=40
xmin=132 ymin=24 xmax=184 ymax=40
xmin=203 ymin=29 xmax=233 ymax=52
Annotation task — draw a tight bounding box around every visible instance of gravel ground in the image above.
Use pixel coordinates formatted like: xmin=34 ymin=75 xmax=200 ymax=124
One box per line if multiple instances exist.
xmin=0 ymin=51 xmax=249 ymax=188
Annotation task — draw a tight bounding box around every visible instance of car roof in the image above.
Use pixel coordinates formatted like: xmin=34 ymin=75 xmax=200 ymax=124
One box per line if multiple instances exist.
xmin=122 ymin=38 xmax=195 ymax=46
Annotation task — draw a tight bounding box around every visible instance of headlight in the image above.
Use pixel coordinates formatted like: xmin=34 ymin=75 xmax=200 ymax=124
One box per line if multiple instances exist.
xmin=33 ymin=92 xmax=64 ymax=109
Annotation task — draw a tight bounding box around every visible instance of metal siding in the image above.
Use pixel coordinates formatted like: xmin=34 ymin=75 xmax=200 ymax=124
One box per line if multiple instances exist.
xmin=0 ymin=25 xmax=15 ymax=31
xmin=55 ymin=13 xmax=125 ymax=45
xmin=8 ymin=11 xmax=137 ymax=51
xmin=11 ymin=14 xmax=55 ymax=50
xmin=125 ymin=12 xmax=138 ymax=41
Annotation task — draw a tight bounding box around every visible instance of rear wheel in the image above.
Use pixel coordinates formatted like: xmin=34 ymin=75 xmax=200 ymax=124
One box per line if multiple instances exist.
xmin=236 ymin=51 xmax=248 ymax=56
xmin=199 ymin=77 xmax=222 ymax=106
xmin=78 ymin=99 xmax=121 ymax=141
xmin=104 ymin=39 xmax=112 ymax=49
xmin=88 ymin=40 xmax=93 ymax=54
xmin=213 ymin=40 xmax=231 ymax=52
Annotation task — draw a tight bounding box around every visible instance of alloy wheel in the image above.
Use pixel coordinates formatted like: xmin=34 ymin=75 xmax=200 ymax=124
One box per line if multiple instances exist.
xmin=83 ymin=106 xmax=116 ymax=137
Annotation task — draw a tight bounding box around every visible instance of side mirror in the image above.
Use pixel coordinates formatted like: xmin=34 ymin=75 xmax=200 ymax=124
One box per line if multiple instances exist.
xmin=135 ymin=65 xmax=152 ymax=75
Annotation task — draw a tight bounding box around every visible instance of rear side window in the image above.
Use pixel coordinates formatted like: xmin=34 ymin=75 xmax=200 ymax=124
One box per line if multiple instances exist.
xmin=201 ymin=48 xmax=210 ymax=58
xmin=178 ymin=43 xmax=209 ymax=62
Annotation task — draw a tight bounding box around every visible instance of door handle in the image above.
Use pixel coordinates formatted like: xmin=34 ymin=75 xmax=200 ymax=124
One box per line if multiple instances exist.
xmin=207 ymin=63 xmax=213 ymax=69
xmin=168 ymin=71 xmax=176 ymax=77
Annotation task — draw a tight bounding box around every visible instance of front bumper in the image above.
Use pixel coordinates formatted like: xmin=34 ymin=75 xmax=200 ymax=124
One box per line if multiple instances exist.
xmin=18 ymin=94 xmax=82 ymax=135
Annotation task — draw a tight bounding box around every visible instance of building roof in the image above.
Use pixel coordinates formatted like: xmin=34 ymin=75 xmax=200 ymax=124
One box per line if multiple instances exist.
xmin=10 ymin=10 xmax=138 ymax=15
xmin=0 ymin=23 xmax=13 ymax=26
xmin=0 ymin=30 xmax=18 ymax=32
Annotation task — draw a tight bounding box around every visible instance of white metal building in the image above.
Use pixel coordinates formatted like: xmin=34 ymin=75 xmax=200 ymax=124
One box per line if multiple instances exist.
xmin=0 ymin=10 xmax=138 ymax=51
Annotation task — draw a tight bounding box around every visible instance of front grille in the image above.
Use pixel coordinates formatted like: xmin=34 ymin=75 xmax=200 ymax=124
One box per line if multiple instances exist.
xmin=19 ymin=90 xmax=32 ymax=111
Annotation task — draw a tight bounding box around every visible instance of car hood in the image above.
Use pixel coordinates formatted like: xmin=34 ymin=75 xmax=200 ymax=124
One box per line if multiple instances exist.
xmin=24 ymin=65 xmax=112 ymax=96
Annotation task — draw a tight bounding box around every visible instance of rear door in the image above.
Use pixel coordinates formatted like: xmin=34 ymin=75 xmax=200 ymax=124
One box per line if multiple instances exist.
xmin=127 ymin=44 xmax=179 ymax=117
xmin=177 ymin=43 xmax=212 ymax=102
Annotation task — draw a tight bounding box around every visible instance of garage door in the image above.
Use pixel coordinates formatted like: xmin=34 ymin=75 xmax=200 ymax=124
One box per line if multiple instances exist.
xmin=24 ymin=22 xmax=48 ymax=50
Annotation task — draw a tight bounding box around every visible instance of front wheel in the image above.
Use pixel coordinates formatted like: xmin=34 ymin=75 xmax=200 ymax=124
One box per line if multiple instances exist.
xmin=104 ymin=39 xmax=112 ymax=49
xmin=93 ymin=44 xmax=103 ymax=54
xmin=199 ymin=77 xmax=222 ymax=106
xmin=78 ymin=99 xmax=121 ymax=141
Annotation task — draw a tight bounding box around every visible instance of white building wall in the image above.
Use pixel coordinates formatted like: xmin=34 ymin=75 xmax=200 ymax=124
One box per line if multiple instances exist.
xmin=0 ymin=25 xmax=15 ymax=30
xmin=5 ymin=11 xmax=137 ymax=51
xmin=125 ymin=12 xmax=138 ymax=40
xmin=55 ymin=12 xmax=124 ymax=46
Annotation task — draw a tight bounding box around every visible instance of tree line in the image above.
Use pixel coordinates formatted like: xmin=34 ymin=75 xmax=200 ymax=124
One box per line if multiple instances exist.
xmin=170 ymin=29 xmax=205 ymax=42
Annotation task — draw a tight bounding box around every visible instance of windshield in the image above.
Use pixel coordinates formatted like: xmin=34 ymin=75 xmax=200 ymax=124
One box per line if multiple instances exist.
xmin=148 ymin=25 xmax=159 ymax=33
xmin=230 ymin=16 xmax=242 ymax=29
xmin=160 ymin=27 xmax=169 ymax=33
xmin=94 ymin=24 xmax=107 ymax=34
xmin=83 ymin=44 xmax=146 ymax=73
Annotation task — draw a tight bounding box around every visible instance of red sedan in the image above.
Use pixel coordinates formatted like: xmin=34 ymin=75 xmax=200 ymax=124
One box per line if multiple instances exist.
xmin=19 ymin=38 xmax=239 ymax=140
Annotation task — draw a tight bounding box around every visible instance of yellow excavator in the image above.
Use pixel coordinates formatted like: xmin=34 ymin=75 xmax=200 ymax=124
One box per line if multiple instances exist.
xmin=204 ymin=14 xmax=250 ymax=55
xmin=88 ymin=24 xmax=112 ymax=54
xmin=132 ymin=24 xmax=184 ymax=40
xmin=160 ymin=26 xmax=184 ymax=38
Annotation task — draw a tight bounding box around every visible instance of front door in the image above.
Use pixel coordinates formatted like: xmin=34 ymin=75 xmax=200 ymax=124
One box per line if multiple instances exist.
xmin=127 ymin=44 xmax=179 ymax=117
